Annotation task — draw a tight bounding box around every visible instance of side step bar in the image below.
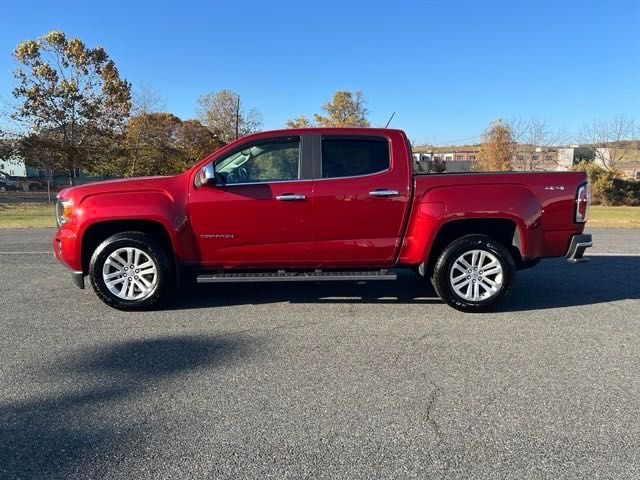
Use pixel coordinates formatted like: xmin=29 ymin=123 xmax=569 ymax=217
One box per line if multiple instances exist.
xmin=197 ymin=270 xmax=397 ymax=283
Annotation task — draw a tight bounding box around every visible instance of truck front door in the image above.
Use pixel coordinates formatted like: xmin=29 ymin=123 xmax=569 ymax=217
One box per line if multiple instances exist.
xmin=189 ymin=135 xmax=314 ymax=268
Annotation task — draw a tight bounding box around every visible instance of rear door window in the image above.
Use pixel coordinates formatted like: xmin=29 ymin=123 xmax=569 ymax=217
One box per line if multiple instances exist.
xmin=321 ymin=137 xmax=389 ymax=179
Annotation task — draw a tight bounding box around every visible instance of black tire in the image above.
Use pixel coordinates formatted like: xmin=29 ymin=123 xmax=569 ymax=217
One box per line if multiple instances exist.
xmin=431 ymin=234 xmax=515 ymax=312
xmin=89 ymin=232 xmax=173 ymax=310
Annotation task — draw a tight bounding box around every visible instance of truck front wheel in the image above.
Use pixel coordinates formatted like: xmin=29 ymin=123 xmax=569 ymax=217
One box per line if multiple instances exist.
xmin=431 ymin=234 xmax=515 ymax=312
xmin=89 ymin=232 xmax=172 ymax=310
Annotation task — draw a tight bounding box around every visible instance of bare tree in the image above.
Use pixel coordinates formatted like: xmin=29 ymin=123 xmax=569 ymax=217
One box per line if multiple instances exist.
xmin=132 ymin=84 xmax=166 ymax=115
xmin=507 ymin=116 xmax=530 ymax=144
xmin=508 ymin=117 xmax=567 ymax=170
xmin=581 ymin=116 xmax=637 ymax=172
xmin=522 ymin=118 xmax=565 ymax=146
xmin=197 ymin=90 xmax=262 ymax=143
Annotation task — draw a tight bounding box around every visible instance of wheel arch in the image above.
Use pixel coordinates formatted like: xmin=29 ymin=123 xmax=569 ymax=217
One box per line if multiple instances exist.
xmin=431 ymin=232 xmax=516 ymax=312
xmin=81 ymin=220 xmax=176 ymax=275
xmin=424 ymin=218 xmax=525 ymax=274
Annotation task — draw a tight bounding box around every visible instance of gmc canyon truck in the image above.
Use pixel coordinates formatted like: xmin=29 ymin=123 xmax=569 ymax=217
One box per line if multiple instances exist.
xmin=53 ymin=128 xmax=592 ymax=312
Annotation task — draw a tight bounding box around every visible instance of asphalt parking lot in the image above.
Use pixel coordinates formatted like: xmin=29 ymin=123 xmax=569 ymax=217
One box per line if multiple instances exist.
xmin=1 ymin=228 xmax=639 ymax=479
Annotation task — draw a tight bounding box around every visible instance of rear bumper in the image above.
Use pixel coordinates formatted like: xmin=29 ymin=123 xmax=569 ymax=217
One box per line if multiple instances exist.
xmin=565 ymin=233 xmax=592 ymax=263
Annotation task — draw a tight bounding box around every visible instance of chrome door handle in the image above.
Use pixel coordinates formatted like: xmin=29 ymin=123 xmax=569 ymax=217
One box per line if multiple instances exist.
xmin=369 ymin=189 xmax=399 ymax=197
xmin=276 ymin=193 xmax=306 ymax=201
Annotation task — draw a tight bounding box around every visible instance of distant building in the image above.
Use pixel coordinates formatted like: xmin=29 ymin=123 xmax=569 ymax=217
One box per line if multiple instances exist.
xmin=413 ymin=146 xmax=479 ymax=173
xmin=0 ymin=154 xmax=27 ymax=177
xmin=446 ymin=160 xmax=475 ymax=172
xmin=557 ymin=146 xmax=639 ymax=179
xmin=413 ymin=143 xmax=639 ymax=179
xmin=557 ymin=148 xmax=576 ymax=170
xmin=557 ymin=146 xmax=596 ymax=171
xmin=620 ymin=162 xmax=640 ymax=181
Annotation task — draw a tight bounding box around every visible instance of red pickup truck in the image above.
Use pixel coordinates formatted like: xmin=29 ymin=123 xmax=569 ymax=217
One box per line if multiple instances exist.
xmin=53 ymin=128 xmax=591 ymax=312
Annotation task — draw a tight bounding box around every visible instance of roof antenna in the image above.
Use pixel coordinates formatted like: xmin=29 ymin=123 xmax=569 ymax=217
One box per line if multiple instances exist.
xmin=384 ymin=112 xmax=396 ymax=128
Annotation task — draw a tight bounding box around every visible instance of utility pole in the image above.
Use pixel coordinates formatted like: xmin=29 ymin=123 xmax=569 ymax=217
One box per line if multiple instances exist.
xmin=235 ymin=94 xmax=240 ymax=140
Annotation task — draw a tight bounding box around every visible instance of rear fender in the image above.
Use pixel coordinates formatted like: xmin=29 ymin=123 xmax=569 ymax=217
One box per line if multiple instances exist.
xmin=399 ymin=184 xmax=542 ymax=265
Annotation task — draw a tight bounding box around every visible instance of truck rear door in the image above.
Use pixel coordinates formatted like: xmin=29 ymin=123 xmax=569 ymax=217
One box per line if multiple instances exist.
xmin=311 ymin=133 xmax=411 ymax=266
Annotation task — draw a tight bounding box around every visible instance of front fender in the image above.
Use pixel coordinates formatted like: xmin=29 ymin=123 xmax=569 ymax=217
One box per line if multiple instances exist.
xmin=68 ymin=190 xmax=192 ymax=268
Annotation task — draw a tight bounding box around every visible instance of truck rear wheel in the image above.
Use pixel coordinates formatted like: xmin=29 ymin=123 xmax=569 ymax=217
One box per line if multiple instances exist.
xmin=89 ymin=232 xmax=172 ymax=310
xmin=431 ymin=234 xmax=514 ymax=312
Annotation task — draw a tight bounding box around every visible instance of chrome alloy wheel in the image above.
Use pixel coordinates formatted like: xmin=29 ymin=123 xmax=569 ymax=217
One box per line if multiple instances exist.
xmin=102 ymin=247 xmax=158 ymax=300
xmin=449 ymin=249 xmax=504 ymax=302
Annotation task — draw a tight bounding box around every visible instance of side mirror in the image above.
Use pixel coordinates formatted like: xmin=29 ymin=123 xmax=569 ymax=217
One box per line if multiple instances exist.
xmin=195 ymin=163 xmax=217 ymax=188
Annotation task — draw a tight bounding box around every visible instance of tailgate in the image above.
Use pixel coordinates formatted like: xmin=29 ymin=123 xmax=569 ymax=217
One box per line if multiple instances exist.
xmin=522 ymin=171 xmax=587 ymax=231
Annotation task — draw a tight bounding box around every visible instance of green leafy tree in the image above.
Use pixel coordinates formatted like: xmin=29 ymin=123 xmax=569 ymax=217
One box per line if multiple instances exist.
xmin=313 ymin=90 xmax=369 ymax=127
xmin=11 ymin=31 xmax=131 ymax=183
xmin=578 ymin=160 xmax=640 ymax=206
xmin=197 ymin=90 xmax=262 ymax=143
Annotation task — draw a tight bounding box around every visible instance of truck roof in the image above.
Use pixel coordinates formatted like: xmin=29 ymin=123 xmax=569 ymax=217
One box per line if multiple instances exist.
xmin=239 ymin=127 xmax=407 ymax=138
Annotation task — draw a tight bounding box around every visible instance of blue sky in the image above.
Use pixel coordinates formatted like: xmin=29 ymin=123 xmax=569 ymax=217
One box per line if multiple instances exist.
xmin=1 ymin=0 xmax=638 ymax=145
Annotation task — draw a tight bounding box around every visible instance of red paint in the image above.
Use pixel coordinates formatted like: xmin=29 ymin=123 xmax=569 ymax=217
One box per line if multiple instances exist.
xmin=54 ymin=128 xmax=588 ymax=274
xmin=189 ymin=180 xmax=314 ymax=267
xmin=311 ymin=132 xmax=412 ymax=267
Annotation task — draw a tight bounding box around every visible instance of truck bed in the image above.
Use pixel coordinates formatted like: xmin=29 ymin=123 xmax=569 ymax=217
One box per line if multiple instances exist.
xmin=400 ymin=171 xmax=587 ymax=262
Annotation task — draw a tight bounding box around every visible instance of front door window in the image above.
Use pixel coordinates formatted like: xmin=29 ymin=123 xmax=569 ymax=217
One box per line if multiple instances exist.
xmin=215 ymin=138 xmax=300 ymax=184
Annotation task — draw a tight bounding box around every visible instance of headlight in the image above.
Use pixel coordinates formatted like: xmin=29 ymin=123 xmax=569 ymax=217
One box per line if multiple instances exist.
xmin=55 ymin=198 xmax=73 ymax=226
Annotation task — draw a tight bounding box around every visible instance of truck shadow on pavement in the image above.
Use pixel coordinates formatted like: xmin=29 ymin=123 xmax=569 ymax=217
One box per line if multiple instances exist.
xmin=0 ymin=335 xmax=254 ymax=479
xmin=168 ymin=270 xmax=444 ymax=310
xmin=166 ymin=256 xmax=639 ymax=312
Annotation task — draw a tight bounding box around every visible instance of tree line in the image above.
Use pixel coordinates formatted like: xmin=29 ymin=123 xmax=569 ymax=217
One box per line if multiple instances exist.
xmin=0 ymin=31 xmax=370 ymax=184
xmin=1 ymin=30 xmax=637 ymax=203
xmin=476 ymin=117 xmax=639 ymax=205
xmin=1 ymin=32 xmax=263 ymax=182
xmin=476 ymin=116 xmax=639 ymax=173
